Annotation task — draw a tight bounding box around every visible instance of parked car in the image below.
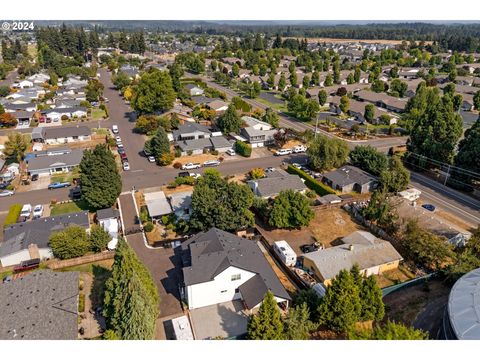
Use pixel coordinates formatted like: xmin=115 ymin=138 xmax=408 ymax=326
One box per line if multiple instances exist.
xmin=293 ymin=145 xmax=307 ymax=153
xmin=117 ymin=147 xmax=126 ymax=155
xmin=203 ymin=159 xmax=221 ymax=167
xmin=33 ymin=204 xmax=44 ymax=219
xmin=148 ymin=156 xmax=156 ymax=163
xmin=226 ymin=148 xmax=236 ymax=156
xmin=422 ymin=204 xmax=436 ymax=212
xmin=31 ymin=174 xmax=39 ymax=181
xmin=112 ymin=125 xmax=119 ymax=134
xmin=177 ymin=171 xmax=191 ymax=178
xmin=0 ymin=181 xmax=12 ymax=189
xmin=48 ymin=182 xmax=71 ymax=190
xmin=143 ymin=149 xmax=152 ymax=157
xmin=274 ymin=149 xmax=292 ymax=156
xmin=70 ymin=187 xmax=82 ymax=200
xmin=13 ymin=258 xmax=40 ymax=273
xmin=2 ymin=275 xmax=12 ymax=283
xmin=189 ymin=173 xmax=202 ymax=180
xmin=123 ymin=162 xmax=130 ymax=171
xmin=300 ymin=243 xmax=321 ymax=254
xmin=120 ymin=153 xmax=128 ymax=160
xmin=0 ymin=190 xmax=14 ymax=197
xmin=265 ymin=167 xmax=275 ymax=173
xmin=115 ymin=136 xmax=122 ymax=143
xmin=20 ymin=204 xmax=32 ymax=219
xmin=292 ymin=163 xmax=305 ymax=170
xmin=182 ymin=163 xmax=201 ymax=170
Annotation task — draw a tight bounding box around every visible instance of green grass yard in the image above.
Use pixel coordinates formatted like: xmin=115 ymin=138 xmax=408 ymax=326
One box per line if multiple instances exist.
xmin=50 ymin=199 xmax=91 ymax=216
xmin=91 ymin=108 xmax=107 ymax=120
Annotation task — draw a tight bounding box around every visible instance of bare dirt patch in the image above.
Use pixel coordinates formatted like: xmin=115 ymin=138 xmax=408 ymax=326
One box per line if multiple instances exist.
xmin=373 ymin=265 xmax=416 ymax=288
xmin=170 ymin=154 xmax=221 ymax=168
xmin=258 ymin=207 xmax=366 ymax=255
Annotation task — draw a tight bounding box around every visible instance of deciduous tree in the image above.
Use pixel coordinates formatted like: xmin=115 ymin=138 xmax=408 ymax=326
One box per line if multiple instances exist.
xmin=268 ymin=190 xmax=314 ymax=229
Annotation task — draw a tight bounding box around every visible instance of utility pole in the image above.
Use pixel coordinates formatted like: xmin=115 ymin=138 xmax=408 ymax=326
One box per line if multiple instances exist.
xmin=444 ymin=164 xmax=451 ymax=186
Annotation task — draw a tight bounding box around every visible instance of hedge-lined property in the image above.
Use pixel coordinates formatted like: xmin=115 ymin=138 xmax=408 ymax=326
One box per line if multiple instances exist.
xmin=235 ymin=140 xmax=252 ymax=157
xmin=287 ymin=165 xmax=336 ymax=196
xmin=4 ymin=204 xmax=22 ymax=226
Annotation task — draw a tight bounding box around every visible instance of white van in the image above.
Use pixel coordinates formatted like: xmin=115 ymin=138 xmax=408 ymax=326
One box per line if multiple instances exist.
xmin=112 ymin=125 xmax=119 ymax=134
xmin=399 ymin=188 xmax=421 ymax=202
xmin=20 ymin=204 xmax=32 ymax=219
xmin=226 ymin=148 xmax=236 ymax=156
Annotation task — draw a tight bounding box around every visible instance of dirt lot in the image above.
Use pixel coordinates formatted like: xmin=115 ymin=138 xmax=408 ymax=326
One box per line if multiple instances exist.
xmin=383 ymin=279 xmax=451 ymax=338
xmin=257 ymin=207 xmax=366 ymax=255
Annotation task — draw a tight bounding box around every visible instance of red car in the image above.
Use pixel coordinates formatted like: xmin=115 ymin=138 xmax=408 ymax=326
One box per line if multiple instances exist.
xmin=13 ymin=258 xmax=40 ymax=273
xmin=120 ymin=153 xmax=128 ymax=160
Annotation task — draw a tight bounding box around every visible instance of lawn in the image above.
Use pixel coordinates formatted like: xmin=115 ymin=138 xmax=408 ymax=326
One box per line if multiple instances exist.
xmin=50 ymin=199 xmax=91 ymax=216
xmin=91 ymin=108 xmax=107 ymax=120
xmin=255 ymin=96 xmax=288 ymax=112
xmin=50 ymin=167 xmax=80 ymax=183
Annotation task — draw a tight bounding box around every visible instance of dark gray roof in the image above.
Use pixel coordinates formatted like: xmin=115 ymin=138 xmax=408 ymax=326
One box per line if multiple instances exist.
xmin=12 ymin=111 xmax=35 ymax=120
xmin=191 ymin=95 xmax=212 ymax=105
xmin=0 ymin=159 xmax=5 ymax=171
xmin=0 ymin=270 xmax=79 ymax=340
xmin=176 ymin=138 xmax=212 ymax=152
xmin=322 ymin=165 xmax=376 ymax=187
xmin=238 ymin=274 xmax=270 ymax=309
xmin=96 ymin=208 xmax=120 ymax=221
xmin=27 ymin=149 xmax=84 ymax=171
xmin=45 ymin=106 xmax=87 ymax=114
xmin=41 ymin=126 xmax=90 ymax=140
xmin=249 ymin=173 xmax=307 ymax=198
xmin=182 ymin=228 xmax=290 ymax=307
xmin=1 ymin=211 xmax=90 ymax=258
xmin=209 ymin=136 xmax=232 ymax=149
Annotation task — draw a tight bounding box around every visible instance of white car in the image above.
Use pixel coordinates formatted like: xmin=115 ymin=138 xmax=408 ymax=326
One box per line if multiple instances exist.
xmin=181 ymin=163 xmax=201 ymax=170
xmin=112 ymin=125 xmax=119 ymax=134
xmin=226 ymin=148 xmax=236 ymax=156
xmin=203 ymin=159 xmax=221 ymax=167
xmin=0 ymin=190 xmax=14 ymax=197
xmin=33 ymin=205 xmax=44 ymax=219
xmin=123 ymin=162 xmax=130 ymax=171
xmin=148 ymin=156 xmax=156 ymax=163
xmin=275 ymin=149 xmax=292 ymax=156
xmin=293 ymin=145 xmax=307 ymax=153
xmin=115 ymin=136 xmax=122 ymax=143
xmin=20 ymin=204 xmax=32 ymax=219
xmin=189 ymin=173 xmax=202 ymax=180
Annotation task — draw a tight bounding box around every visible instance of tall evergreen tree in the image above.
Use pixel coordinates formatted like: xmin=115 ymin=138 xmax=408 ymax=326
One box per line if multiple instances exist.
xmin=79 ymin=144 xmax=122 ymax=210
xmin=247 ymin=291 xmax=284 ymax=340
xmin=103 ymin=239 xmax=160 ymax=340
xmin=216 ymin=104 xmax=241 ymax=134
xmin=283 ymin=303 xmax=316 ymax=340
xmin=452 ymin=117 xmax=480 ymax=187
xmin=360 ymin=275 xmax=385 ymax=322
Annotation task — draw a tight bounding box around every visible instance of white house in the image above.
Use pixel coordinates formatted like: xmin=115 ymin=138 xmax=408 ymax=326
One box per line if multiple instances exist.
xmin=12 ymin=80 xmax=33 ymax=89
xmin=181 ymin=228 xmax=291 ymax=310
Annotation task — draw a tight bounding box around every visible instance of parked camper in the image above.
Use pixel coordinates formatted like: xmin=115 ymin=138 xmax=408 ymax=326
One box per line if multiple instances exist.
xmin=399 ymin=188 xmax=421 ymax=202
xmin=273 ymin=240 xmax=297 ymax=267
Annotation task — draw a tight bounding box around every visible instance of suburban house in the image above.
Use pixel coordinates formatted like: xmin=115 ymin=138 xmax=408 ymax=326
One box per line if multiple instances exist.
xmin=302 ymin=231 xmax=403 ymax=286
xmin=206 ymin=99 xmax=229 ymax=113
xmin=118 ymin=64 xmax=140 ymax=79
xmin=0 ymin=270 xmax=79 ymax=340
xmin=96 ymin=208 xmax=121 ymax=250
xmin=43 ymin=107 xmax=88 ymax=122
xmin=240 ymin=127 xmax=277 ymax=148
xmin=31 ymin=126 xmax=91 ymax=145
xmin=322 ymin=165 xmax=378 ymax=194
xmin=355 ymin=90 xmax=407 ymax=113
xmin=241 ymin=116 xmax=273 ymax=131
xmin=27 ymin=73 xmax=50 ymax=84
xmin=3 ymin=102 xmax=37 ymax=113
xmin=168 ymin=191 xmax=193 ymax=221
xmin=12 ymin=110 xmax=35 ymax=127
xmin=173 ymin=122 xmax=212 ymax=141
xmin=175 ymin=135 xmax=233 ymax=156
xmin=185 ymin=83 xmax=205 ymax=96
xmin=12 ymin=80 xmax=34 ymax=89
xmin=461 ymin=94 xmax=475 ymax=111
xmin=181 ymin=228 xmax=291 ymax=310
xmin=26 ymin=148 xmax=83 ymax=176
xmin=248 ymin=169 xmax=308 ymax=198
xmin=0 ymin=211 xmax=90 ymax=267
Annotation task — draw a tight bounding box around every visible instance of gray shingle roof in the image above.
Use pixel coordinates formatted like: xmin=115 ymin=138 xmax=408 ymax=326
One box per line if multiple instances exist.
xmin=0 ymin=270 xmax=79 ymax=340
xmin=1 ymin=211 xmax=90 ymax=258
xmin=96 ymin=208 xmax=120 ymax=221
xmin=27 ymin=149 xmax=84 ymax=172
xmin=303 ymin=231 xmax=403 ymax=281
xmin=182 ymin=228 xmax=290 ymax=306
xmin=248 ymin=173 xmax=307 ymax=198
xmin=322 ymin=165 xmax=376 ymax=187
xmin=40 ymin=126 xmax=91 ymax=140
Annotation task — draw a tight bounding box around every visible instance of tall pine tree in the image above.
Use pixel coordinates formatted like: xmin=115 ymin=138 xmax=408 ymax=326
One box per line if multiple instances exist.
xmin=247 ymin=291 xmax=284 ymax=340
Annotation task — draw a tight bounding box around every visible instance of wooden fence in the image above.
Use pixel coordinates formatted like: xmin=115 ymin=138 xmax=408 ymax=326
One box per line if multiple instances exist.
xmin=47 ymin=251 xmax=115 ymax=270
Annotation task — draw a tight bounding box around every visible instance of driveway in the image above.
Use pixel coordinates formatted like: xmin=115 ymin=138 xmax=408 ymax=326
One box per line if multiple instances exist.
xmin=189 ymin=300 xmax=249 ymax=339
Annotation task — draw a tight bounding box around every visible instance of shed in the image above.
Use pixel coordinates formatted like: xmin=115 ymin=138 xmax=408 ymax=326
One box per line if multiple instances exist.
xmin=144 ymin=191 xmax=172 ymax=218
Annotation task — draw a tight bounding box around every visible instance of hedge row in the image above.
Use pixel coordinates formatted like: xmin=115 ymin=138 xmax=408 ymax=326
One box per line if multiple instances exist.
xmin=235 ymin=140 xmax=252 ymax=157
xmin=287 ymin=165 xmax=335 ymax=196
xmin=4 ymin=204 xmax=22 ymax=226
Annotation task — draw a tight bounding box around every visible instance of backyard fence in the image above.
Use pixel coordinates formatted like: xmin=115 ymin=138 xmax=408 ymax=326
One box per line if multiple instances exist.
xmin=47 ymin=251 xmax=115 ymax=270
xmin=381 ymin=272 xmax=438 ymax=297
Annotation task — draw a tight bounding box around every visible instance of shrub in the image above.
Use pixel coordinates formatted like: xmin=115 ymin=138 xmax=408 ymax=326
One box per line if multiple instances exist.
xmin=143 ymin=222 xmax=154 ymax=232
xmin=211 ymin=149 xmax=219 ymax=156
xmin=187 ymin=150 xmax=193 ymax=156
xmin=175 ymin=176 xmax=196 ymax=186
xmin=287 ymin=165 xmax=335 ymax=196
xmin=202 ymin=148 xmax=209 ymax=154
xmin=61 ymin=114 xmax=69 ymax=121
xmin=234 ymin=140 xmax=252 ymax=157
xmin=158 ymin=153 xmax=174 ymax=166
xmin=174 ymin=148 xmax=182 ymax=157
xmin=161 ymin=215 xmax=170 ymax=225
xmin=305 ymin=189 xmax=317 ymax=198
xmin=78 ymin=293 xmax=85 ymax=313
xmin=173 ymin=162 xmax=182 ymax=169
xmin=250 ymin=168 xmax=265 ymax=179
xmin=139 ymin=206 xmax=150 ymax=224
xmin=4 ymin=204 xmax=22 ymax=226
xmin=218 ymin=156 xmax=224 ymax=162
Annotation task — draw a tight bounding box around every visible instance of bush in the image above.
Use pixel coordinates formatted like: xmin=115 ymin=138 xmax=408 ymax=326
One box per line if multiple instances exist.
xmin=187 ymin=150 xmax=193 ymax=156
xmin=143 ymin=222 xmax=154 ymax=232
xmin=158 ymin=153 xmax=174 ymax=166
xmin=173 ymin=162 xmax=182 ymax=169
xmin=211 ymin=149 xmax=219 ymax=155
xmin=287 ymin=165 xmax=335 ymax=196
xmin=234 ymin=140 xmax=252 ymax=157
xmin=305 ymin=189 xmax=317 ymax=198
xmin=139 ymin=206 xmax=150 ymax=224
xmin=78 ymin=293 xmax=85 ymax=313
xmin=174 ymin=148 xmax=182 ymax=157
xmin=4 ymin=204 xmax=22 ymax=226
xmin=161 ymin=215 xmax=170 ymax=225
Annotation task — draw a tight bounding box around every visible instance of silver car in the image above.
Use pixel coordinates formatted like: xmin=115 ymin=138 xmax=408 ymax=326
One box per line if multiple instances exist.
xmin=0 ymin=190 xmax=14 ymax=197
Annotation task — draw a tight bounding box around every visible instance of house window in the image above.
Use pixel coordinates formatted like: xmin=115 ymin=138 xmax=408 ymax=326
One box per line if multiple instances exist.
xmin=235 ymin=288 xmax=240 ymax=294
xmin=231 ymin=274 xmax=241 ymax=281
